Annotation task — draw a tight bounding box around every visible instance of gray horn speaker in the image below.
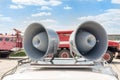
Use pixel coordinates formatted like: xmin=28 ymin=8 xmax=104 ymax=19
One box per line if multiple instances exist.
xmin=24 ymin=23 xmax=59 ymax=61
xmin=70 ymin=21 xmax=108 ymax=61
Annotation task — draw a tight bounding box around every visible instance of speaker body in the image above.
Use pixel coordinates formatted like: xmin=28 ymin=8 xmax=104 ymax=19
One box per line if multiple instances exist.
xmin=24 ymin=23 xmax=59 ymax=61
xmin=69 ymin=21 xmax=108 ymax=61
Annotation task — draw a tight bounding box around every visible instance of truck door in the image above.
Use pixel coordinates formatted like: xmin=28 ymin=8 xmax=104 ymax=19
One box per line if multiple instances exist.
xmin=0 ymin=37 xmax=4 ymax=50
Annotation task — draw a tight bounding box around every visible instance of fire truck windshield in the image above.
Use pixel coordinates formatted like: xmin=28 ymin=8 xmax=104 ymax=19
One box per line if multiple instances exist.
xmin=5 ymin=38 xmax=10 ymax=41
xmin=0 ymin=37 xmax=3 ymax=41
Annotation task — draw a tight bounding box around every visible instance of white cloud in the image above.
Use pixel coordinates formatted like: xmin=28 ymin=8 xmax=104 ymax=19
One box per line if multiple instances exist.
xmin=64 ymin=5 xmax=72 ymax=10
xmin=41 ymin=6 xmax=52 ymax=10
xmin=0 ymin=14 xmax=3 ymax=17
xmin=79 ymin=0 xmax=104 ymax=2
xmin=97 ymin=0 xmax=103 ymax=2
xmin=10 ymin=5 xmax=24 ymax=9
xmin=111 ymin=0 xmax=120 ymax=4
xmin=0 ymin=15 xmax=12 ymax=22
xmin=31 ymin=12 xmax=51 ymax=17
xmin=22 ymin=18 xmax=58 ymax=32
xmin=40 ymin=19 xmax=57 ymax=23
xmin=47 ymin=25 xmax=77 ymax=31
xmin=24 ymin=19 xmax=56 ymax=23
xmin=49 ymin=0 xmax=62 ymax=6
xmin=11 ymin=0 xmax=62 ymax=6
xmin=78 ymin=9 xmax=120 ymax=34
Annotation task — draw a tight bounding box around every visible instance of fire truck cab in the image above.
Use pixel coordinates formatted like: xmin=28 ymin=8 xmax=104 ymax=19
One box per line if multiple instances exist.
xmin=0 ymin=29 xmax=22 ymax=58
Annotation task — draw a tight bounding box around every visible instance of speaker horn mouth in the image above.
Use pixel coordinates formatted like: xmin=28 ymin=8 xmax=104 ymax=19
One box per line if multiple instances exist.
xmin=70 ymin=21 xmax=108 ymax=60
xmin=32 ymin=35 xmax=41 ymax=48
xmin=32 ymin=32 xmax=48 ymax=52
xmin=86 ymin=34 xmax=96 ymax=49
xmin=76 ymin=30 xmax=96 ymax=54
xmin=24 ymin=23 xmax=59 ymax=61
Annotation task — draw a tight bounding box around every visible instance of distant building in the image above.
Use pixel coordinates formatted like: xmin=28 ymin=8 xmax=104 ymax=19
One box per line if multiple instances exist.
xmin=108 ymin=34 xmax=120 ymax=41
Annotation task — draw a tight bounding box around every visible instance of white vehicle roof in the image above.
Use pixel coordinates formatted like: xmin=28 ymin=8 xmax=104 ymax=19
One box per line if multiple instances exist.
xmin=2 ymin=58 xmax=119 ymax=80
xmin=3 ymin=68 xmax=118 ymax=80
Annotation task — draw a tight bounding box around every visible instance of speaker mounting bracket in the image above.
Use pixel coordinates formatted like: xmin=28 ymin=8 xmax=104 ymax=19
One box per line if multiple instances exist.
xmin=49 ymin=40 xmax=58 ymax=64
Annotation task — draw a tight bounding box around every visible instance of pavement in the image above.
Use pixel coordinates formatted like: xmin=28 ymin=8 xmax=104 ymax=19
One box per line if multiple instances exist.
xmin=0 ymin=59 xmax=17 ymax=80
xmin=0 ymin=57 xmax=26 ymax=80
xmin=110 ymin=59 xmax=120 ymax=79
xmin=0 ymin=57 xmax=120 ymax=80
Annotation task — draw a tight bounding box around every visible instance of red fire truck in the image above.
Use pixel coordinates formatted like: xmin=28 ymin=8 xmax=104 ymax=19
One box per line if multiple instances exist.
xmin=0 ymin=29 xmax=119 ymax=63
xmin=0 ymin=29 xmax=22 ymax=58
xmin=56 ymin=30 xmax=120 ymax=63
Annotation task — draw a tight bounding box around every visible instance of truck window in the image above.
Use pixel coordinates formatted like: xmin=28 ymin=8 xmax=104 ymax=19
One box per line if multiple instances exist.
xmin=108 ymin=35 xmax=120 ymax=40
xmin=63 ymin=34 xmax=70 ymax=36
xmin=5 ymin=38 xmax=10 ymax=41
xmin=13 ymin=37 xmax=16 ymax=42
xmin=10 ymin=37 xmax=13 ymax=42
xmin=10 ymin=37 xmax=16 ymax=42
xmin=0 ymin=37 xmax=3 ymax=41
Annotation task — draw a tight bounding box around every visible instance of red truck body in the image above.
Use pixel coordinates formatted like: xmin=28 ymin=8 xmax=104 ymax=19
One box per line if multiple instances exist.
xmin=0 ymin=35 xmax=22 ymax=50
xmin=108 ymin=40 xmax=120 ymax=48
xmin=57 ymin=30 xmax=72 ymax=48
xmin=0 ymin=29 xmax=22 ymax=58
xmin=56 ymin=30 xmax=120 ymax=63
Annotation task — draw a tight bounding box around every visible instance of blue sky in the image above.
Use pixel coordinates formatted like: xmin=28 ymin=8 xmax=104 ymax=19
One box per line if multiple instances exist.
xmin=0 ymin=0 xmax=120 ymax=34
